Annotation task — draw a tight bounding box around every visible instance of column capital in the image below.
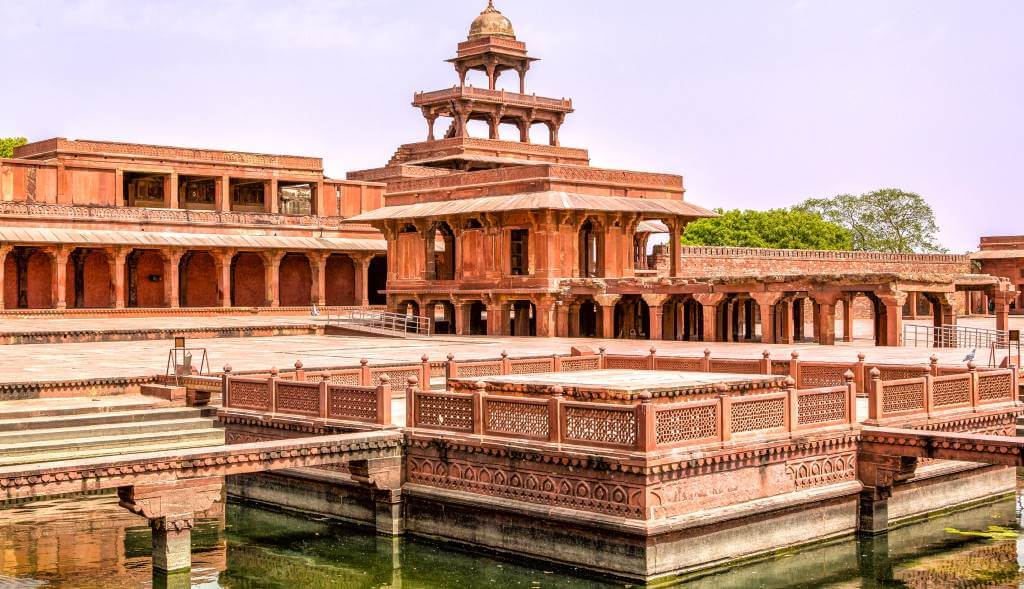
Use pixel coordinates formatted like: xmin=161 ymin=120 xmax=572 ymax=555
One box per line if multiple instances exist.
xmin=692 ymin=292 xmax=724 ymax=306
xmin=749 ymin=291 xmax=783 ymax=306
xmin=160 ymin=248 xmax=185 ymax=263
xmin=641 ymin=293 xmax=670 ymax=308
xmin=594 ymin=294 xmax=620 ymax=307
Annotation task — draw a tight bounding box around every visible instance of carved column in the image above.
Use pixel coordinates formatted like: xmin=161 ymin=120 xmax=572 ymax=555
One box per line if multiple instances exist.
xmin=216 ymin=250 xmax=234 ymax=308
xmin=692 ymin=293 xmax=723 ymax=343
xmin=167 ymin=172 xmax=179 ymax=209
xmin=994 ymin=289 xmax=1012 ymax=333
xmin=161 ymin=250 xmax=183 ymax=308
xmin=117 ymin=478 xmax=222 ymax=573
xmin=811 ymin=292 xmax=839 ymax=346
xmin=0 ymin=245 xmax=10 ymax=310
xmin=216 ymin=175 xmax=231 ymax=212
xmin=595 ymin=294 xmax=619 ymax=340
xmin=517 ymin=118 xmax=530 ymax=143
xmin=643 ymin=294 xmax=669 ymax=341
xmin=877 ymin=292 xmax=906 ymax=347
xmin=111 ymin=248 xmax=128 ymax=309
xmin=262 ymin=251 xmax=285 ymax=308
xmin=536 ymin=296 xmax=557 ymax=338
xmin=356 ymin=255 xmax=373 ymax=307
xmin=309 ymin=252 xmax=327 ymax=307
xmin=667 ymin=219 xmax=682 ymax=278
xmin=750 ymin=292 xmax=782 ymax=344
xmin=50 ymin=247 xmax=69 ymax=310
xmin=555 ymin=300 xmax=570 ymax=337
xmin=842 ymin=295 xmax=854 ymax=342
xmin=266 ymin=178 xmax=278 ymax=215
xmin=454 ymin=300 xmax=470 ymax=336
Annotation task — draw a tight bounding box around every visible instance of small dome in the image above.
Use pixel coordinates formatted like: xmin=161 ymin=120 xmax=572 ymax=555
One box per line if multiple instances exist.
xmin=468 ymin=1 xmax=515 ymax=40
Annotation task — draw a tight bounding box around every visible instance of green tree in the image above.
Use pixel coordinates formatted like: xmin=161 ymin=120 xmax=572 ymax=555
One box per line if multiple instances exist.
xmin=0 ymin=137 xmax=27 ymax=158
xmin=681 ymin=208 xmax=852 ymax=250
xmin=796 ymin=189 xmax=945 ymax=253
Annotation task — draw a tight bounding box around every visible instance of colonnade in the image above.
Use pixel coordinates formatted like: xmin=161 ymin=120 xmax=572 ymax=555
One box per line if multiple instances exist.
xmin=393 ymin=287 xmax=1004 ymax=347
xmin=0 ymin=244 xmax=385 ymax=310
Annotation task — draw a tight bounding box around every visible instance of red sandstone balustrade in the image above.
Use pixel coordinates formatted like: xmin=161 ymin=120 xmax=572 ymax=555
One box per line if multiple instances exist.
xmin=223 ymin=369 xmax=392 ymax=425
xmin=866 ymin=363 xmax=1019 ymax=425
xmin=413 ymin=86 xmax=572 ymax=110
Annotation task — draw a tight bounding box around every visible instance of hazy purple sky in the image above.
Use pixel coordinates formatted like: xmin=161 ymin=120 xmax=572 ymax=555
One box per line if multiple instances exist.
xmin=2 ymin=0 xmax=1020 ymax=252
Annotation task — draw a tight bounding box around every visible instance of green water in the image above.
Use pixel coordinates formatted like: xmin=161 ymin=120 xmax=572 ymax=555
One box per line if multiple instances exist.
xmin=1 ymin=494 xmax=1023 ymax=588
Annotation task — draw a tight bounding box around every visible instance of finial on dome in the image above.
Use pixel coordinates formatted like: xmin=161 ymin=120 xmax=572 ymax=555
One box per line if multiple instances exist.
xmin=468 ymin=0 xmax=515 ymax=40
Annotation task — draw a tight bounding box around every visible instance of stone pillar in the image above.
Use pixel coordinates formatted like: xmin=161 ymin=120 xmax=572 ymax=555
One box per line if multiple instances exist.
xmin=813 ymin=295 xmax=838 ymax=346
xmin=555 ymin=302 xmax=570 ymax=337
xmin=310 ymin=252 xmax=327 ymax=307
xmin=51 ymin=248 xmax=69 ymax=310
xmin=266 ymin=178 xmax=278 ymax=214
xmin=595 ymin=295 xmax=619 ymax=340
xmin=776 ymin=299 xmax=793 ymax=344
xmin=842 ymin=296 xmax=854 ymax=342
xmin=751 ymin=293 xmax=781 ymax=344
xmin=536 ymin=297 xmax=556 ymax=337
xmin=162 ymin=250 xmax=182 ymax=308
xmin=453 ymin=301 xmax=469 ymax=336
xmin=112 ymin=248 xmax=128 ymax=309
xmin=217 ymin=176 xmax=231 ymax=212
xmin=643 ymin=294 xmax=668 ymax=341
xmin=856 ymin=453 xmax=917 ymax=534
xmin=358 ymin=255 xmax=373 ymax=307
xmin=994 ymin=290 xmax=1012 ymax=333
xmin=0 ymin=245 xmax=11 ymax=310
xmin=263 ymin=251 xmax=284 ymax=308
xmin=216 ymin=250 xmax=234 ymax=308
xmin=692 ymin=293 xmax=723 ymax=343
xmin=167 ymin=172 xmax=179 ymax=209
xmin=668 ymin=220 xmax=681 ymax=278
xmin=117 ymin=478 xmax=222 ymax=574
xmin=878 ymin=293 xmax=906 ymax=347
xmin=518 ymin=118 xmax=530 ymax=143
xmin=907 ymin=291 xmax=918 ymax=319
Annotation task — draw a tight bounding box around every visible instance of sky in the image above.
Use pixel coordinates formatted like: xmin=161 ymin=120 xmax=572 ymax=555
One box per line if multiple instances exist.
xmin=1 ymin=0 xmax=1021 ymax=253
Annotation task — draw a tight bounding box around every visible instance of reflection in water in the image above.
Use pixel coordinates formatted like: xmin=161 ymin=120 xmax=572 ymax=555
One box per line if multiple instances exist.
xmin=0 ymin=492 xmax=1022 ymax=588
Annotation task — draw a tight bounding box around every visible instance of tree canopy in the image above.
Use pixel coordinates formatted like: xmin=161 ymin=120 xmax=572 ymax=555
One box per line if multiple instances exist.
xmin=796 ymin=189 xmax=945 ymax=253
xmin=0 ymin=137 xmax=27 ymax=158
xmin=681 ymin=208 xmax=852 ymax=250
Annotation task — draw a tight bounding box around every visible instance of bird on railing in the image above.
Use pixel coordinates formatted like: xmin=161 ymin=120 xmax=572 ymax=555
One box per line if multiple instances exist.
xmin=963 ymin=348 xmax=976 ymax=363
xmin=311 ymin=304 xmax=320 ymax=318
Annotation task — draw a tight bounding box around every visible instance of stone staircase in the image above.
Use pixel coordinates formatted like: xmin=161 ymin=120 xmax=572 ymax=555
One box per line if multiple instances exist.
xmin=0 ymin=396 xmax=224 ymax=468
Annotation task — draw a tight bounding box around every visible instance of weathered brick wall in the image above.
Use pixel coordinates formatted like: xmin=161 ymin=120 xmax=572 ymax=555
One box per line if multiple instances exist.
xmin=650 ymin=245 xmax=971 ymax=277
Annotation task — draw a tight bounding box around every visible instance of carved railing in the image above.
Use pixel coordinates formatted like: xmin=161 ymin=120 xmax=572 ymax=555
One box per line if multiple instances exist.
xmin=866 ymin=364 xmax=1019 ymax=424
xmin=223 ymin=368 xmax=392 ymax=426
xmin=679 ymin=246 xmax=969 ymax=265
xmin=413 ymin=86 xmax=573 ymax=110
xmin=406 ymin=377 xmax=856 ymax=452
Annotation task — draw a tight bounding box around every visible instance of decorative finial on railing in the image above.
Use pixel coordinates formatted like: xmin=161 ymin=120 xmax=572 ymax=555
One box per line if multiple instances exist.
xmin=294 ymin=360 xmax=303 ymax=370
xmin=447 ymin=353 xmax=455 ymax=361
xmin=869 ymin=367 xmax=881 ymax=379
xmin=784 ymin=376 xmax=796 ymax=389
xmin=270 ymin=367 xmax=279 ymax=377
xmin=360 ymin=358 xmax=368 ymax=366
xmin=475 ymin=381 xmax=487 ymax=392
xmin=407 ymin=375 xmax=418 ymax=387
xmin=858 ymin=352 xmax=866 ymax=362
xmin=551 ymin=385 xmax=564 ymax=397
xmin=844 ymin=370 xmax=855 ymax=382
xmin=762 ymin=350 xmax=771 ymax=359
xmin=501 ymin=350 xmax=508 ymax=358
xmin=223 ymin=364 xmax=232 ymax=374
xmin=791 ymin=351 xmax=800 ymax=360
xmin=379 ymin=373 xmax=390 ymax=385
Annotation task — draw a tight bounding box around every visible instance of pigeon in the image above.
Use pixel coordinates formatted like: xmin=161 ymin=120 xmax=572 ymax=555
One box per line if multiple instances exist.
xmin=311 ymin=305 xmax=321 ymax=318
xmin=962 ymin=348 xmax=976 ymax=363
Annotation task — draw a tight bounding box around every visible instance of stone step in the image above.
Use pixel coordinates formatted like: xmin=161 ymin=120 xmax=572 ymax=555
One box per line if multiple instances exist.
xmin=0 ymin=396 xmax=166 ymax=420
xmin=0 ymin=417 xmax=215 ymax=444
xmin=0 ymin=428 xmax=225 ymax=467
xmin=0 ymin=407 xmax=208 ymax=433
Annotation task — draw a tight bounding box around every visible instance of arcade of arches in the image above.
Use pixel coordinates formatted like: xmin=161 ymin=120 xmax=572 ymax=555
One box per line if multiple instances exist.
xmin=0 ymin=245 xmax=386 ymax=310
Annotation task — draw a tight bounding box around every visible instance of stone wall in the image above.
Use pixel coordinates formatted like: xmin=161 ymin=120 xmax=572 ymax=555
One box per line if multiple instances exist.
xmin=651 ymin=245 xmax=971 ymax=277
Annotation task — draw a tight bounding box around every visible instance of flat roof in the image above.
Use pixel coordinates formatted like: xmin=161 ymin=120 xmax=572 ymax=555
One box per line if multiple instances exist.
xmin=451 ymin=369 xmax=785 ymax=401
xmin=345 ymin=191 xmax=717 ymax=223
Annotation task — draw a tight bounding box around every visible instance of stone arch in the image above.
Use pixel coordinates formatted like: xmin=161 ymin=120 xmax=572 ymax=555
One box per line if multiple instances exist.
xmin=231 ymin=252 xmax=266 ymax=307
xmin=396 ymin=299 xmax=420 ymax=318
xmin=4 ymin=247 xmax=53 ymax=309
xmin=436 ymin=222 xmax=456 ymax=281
xmin=432 ymin=300 xmax=456 ymax=335
xmin=614 ymin=295 xmax=649 ymax=339
xmin=279 ymin=253 xmax=312 ymax=307
xmin=662 ymin=294 xmax=702 ymax=341
xmin=575 ymin=297 xmax=600 ymax=338
xmin=509 ymin=300 xmax=536 ymax=336
xmin=367 ymin=256 xmax=388 ymax=306
xmin=325 ymin=254 xmax=356 ymax=306
xmin=179 ymin=251 xmax=217 ymax=308
xmin=469 ymin=301 xmax=487 ymax=335
xmin=578 ymin=218 xmax=605 ymax=278
xmin=67 ymin=248 xmax=112 ymax=308
xmin=128 ymin=250 xmax=166 ymax=308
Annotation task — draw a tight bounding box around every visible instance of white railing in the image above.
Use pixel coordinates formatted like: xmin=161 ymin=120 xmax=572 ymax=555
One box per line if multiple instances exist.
xmin=329 ymin=309 xmax=431 ymax=336
xmin=902 ymin=323 xmax=1007 ymax=349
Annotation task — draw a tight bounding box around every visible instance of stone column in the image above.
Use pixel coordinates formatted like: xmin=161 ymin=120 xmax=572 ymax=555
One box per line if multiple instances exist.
xmin=843 ymin=296 xmax=854 ymax=342
xmin=555 ymin=301 xmax=570 ymax=337
xmin=266 ymin=178 xmax=278 ymax=214
xmin=750 ymin=293 xmax=782 ymax=344
xmin=595 ymin=295 xmax=619 ymax=340
xmin=167 ymin=172 xmax=179 ymax=209
xmin=0 ymin=245 xmax=11 ymax=310
xmin=812 ymin=294 xmax=838 ymax=346
xmin=162 ymin=250 xmax=183 ymax=308
xmin=536 ymin=297 xmax=556 ymax=337
xmin=217 ymin=176 xmax=231 ymax=212
xmin=263 ymin=251 xmax=284 ymax=308
xmin=117 ymin=478 xmax=222 ymax=574
xmin=216 ymin=250 xmax=234 ymax=308
xmin=354 ymin=255 xmax=372 ymax=307
xmin=878 ymin=293 xmax=906 ymax=347
xmin=112 ymin=248 xmax=128 ymax=309
xmin=643 ymin=294 xmax=668 ymax=341
xmin=51 ymin=247 xmax=69 ymax=310
xmin=994 ymin=290 xmax=1012 ymax=333
xmin=668 ymin=220 xmax=681 ymax=278
xmin=692 ymin=293 xmax=723 ymax=343
xmin=454 ymin=301 xmax=470 ymax=336
xmin=309 ymin=252 xmax=327 ymax=307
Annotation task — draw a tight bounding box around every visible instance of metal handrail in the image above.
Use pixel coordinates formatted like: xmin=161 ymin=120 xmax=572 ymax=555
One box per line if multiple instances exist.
xmin=328 ymin=309 xmax=431 ymax=336
xmin=902 ymin=323 xmax=1008 ymax=349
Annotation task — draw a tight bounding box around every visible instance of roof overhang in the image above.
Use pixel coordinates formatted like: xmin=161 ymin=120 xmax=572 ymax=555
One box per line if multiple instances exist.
xmin=0 ymin=227 xmax=386 ymax=252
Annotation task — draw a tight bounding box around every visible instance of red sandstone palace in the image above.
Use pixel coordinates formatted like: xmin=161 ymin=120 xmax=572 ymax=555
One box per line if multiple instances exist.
xmin=0 ymin=1 xmax=1016 ymax=344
